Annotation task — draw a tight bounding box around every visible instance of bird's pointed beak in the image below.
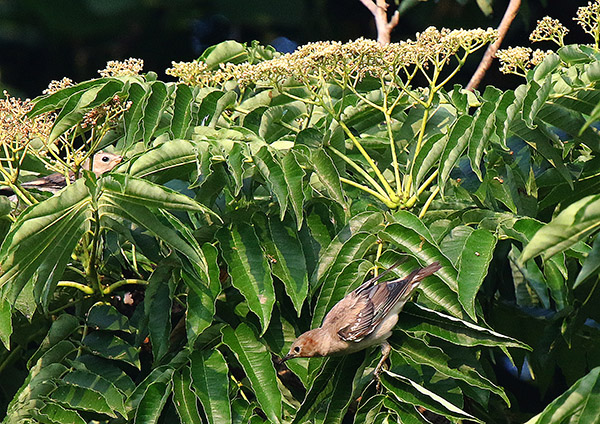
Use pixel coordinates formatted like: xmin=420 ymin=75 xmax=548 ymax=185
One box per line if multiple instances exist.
xmin=280 ymin=353 xmax=292 ymax=363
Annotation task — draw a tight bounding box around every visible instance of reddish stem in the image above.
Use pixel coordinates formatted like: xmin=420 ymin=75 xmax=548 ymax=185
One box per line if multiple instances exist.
xmin=466 ymin=0 xmax=522 ymax=91
xmin=359 ymin=0 xmax=400 ymax=44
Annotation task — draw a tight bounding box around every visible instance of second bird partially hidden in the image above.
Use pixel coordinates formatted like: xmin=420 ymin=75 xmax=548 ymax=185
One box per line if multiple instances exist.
xmin=282 ymin=261 xmax=441 ymax=379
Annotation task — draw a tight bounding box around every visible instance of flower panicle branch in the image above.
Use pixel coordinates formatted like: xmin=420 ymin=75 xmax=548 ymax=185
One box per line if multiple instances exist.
xmin=496 ymin=47 xmax=553 ymax=76
xmin=98 ymin=58 xmax=145 ymax=78
xmin=166 ymin=28 xmax=497 ymax=210
xmin=530 ymin=16 xmax=569 ymax=46
xmin=575 ymin=0 xmax=600 ymax=48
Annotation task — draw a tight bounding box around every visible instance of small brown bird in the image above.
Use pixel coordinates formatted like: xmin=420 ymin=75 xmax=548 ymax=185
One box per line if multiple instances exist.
xmin=18 ymin=151 xmax=122 ymax=193
xmin=282 ymin=261 xmax=441 ymax=378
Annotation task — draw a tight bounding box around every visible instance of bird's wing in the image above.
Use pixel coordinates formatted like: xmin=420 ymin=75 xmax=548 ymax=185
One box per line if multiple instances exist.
xmin=336 ymin=282 xmax=403 ymax=342
xmin=320 ymin=262 xmax=405 ymax=334
xmin=21 ymin=172 xmax=71 ymax=192
xmin=322 ymin=291 xmax=374 ymax=341
xmin=336 ymin=262 xmax=441 ymax=342
xmin=353 ymin=260 xmax=405 ymax=295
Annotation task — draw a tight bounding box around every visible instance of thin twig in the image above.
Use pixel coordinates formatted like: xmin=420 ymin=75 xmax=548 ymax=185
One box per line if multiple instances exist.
xmin=466 ymin=0 xmax=521 ymax=91
xmin=359 ymin=0 xmax=400 ymax=44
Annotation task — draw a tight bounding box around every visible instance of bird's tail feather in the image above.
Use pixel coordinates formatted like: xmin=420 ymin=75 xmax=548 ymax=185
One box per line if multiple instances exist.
xmin=406 ymin=261 xmax=442 ymax=283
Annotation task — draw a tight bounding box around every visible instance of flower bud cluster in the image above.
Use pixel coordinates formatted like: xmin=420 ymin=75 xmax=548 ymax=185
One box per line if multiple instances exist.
xmin=81 ymin=95 xmax=132 ymax=129
xmin=0 ymin=91 xmax=54 ymax=150
xmin=530 ymin=16 xmax=569 ymax=46
xmin=575 ymin=1 xmax=600 ymax=40
xmin=167 ymin=28 xmax=497 ymax=89
xmin=496 ymin=47 xmax=553 ymax=75
xmin=43 ymin=78 xmax=74 ymax=95
xmin=99 ymin=58 xmax=144 ymax=77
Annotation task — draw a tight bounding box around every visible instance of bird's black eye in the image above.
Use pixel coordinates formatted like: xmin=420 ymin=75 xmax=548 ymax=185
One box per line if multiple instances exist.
xmin=101 ymin=155 xmax=110 ymax=162
xmin=293 ymin=346 xmax=300 ymax=353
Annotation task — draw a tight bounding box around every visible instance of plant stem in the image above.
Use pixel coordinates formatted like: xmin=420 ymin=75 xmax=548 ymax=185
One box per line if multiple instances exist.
xmin=88 ymin=209 xmax=103 ymax=295
xmin=582 ymin=278 xmax=599 ymax=307
xmin=328 ymin=146 xmax=389 ymax=199
xmin=338 ymin=121 xmax=400 ymax=203
xmin=57 ymin=281 xmax=95 ymax=294
xmin=103 ymin=279 xmax=149 ymax=295
xmin=381 ymin=82 xmax=402 ymax=196
xmin=435 ymin=55 xmax=467 ymax=91
xmin=418 ymin=186 xmax=440 ymax=218
xmin=404 ymin=169 xmax=440 ymax=209
xmin=340 ymin=177 xmax=397 ymax=208
xmin=48 ymin=296 xmax=89 ymax=315
xmin=403 ymin=105 xmax=431 ymax=197
xmin=231 ymin=374 xmax=251 ymax=403
xmin=417 ymin=169 xmax=440 ymax=196
xmin=384 ymin=113 xmax=402 ymax=196
xmin=466 ymin=0 xmax=521 ymax=91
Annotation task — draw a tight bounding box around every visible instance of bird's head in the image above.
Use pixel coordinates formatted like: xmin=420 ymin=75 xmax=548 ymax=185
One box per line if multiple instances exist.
xmin=84 ymin=152 xmax=123 ymax=177
xmin=282 ymin=328 xmax=326 ymax=362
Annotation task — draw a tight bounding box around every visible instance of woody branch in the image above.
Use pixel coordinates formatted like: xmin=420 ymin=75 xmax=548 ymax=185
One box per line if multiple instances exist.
xmin=359 ymin=0 xmax=400 ymax=44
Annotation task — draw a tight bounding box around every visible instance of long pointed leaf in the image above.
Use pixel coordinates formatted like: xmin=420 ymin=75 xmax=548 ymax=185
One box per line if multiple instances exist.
xmin=221 ymin=324 xmax=282 ymax=424
xmin=282 ymin=151 xmax=306 ymax=229
xmin=254 ymin=147 xmax=289 ymax=219
xmin=379 ymin=222 xmax=463 ymax=317
xmin=521 ymin=194 xmax=600 ymax=262
xmin=291 ymin=353 xmax=366 ymax=424
xmin=171 ymin=84 xmax=194 ymax=138
xmin=134 ymin=381 xmax=171 ymax=424
xmin=190 ymin=349 xmax=231 ymax=423
xmin=525 ymin=367 xmax=600 ymax=424
xmin=397 ymin=303 xmax=530 ymax=349
xmin=267 ymin=217 xmax=309 ymax=316
xmin=172 ymin=367 xmax=203 ymax=424
xmin=184 ymin=243 xmax=221 ymax=345
xmin=217 ymin=223 xmax=275 ymax=333
xmin=395 ymin=336 xmax=509 ymax=405
xmin=457 ymin=229 xmax=497 ymax=321
xmin=142 ymin=81 xmax=169 ymax=144
xmin=312 ymin=149 xmax=347 ymax=208
xmin=382 ymin=370 xmax=481 ymax=423
xmin=0 ymin=179 xmax=91 ymax=304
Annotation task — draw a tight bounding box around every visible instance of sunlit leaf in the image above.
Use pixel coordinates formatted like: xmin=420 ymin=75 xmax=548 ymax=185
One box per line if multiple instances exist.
xmin=134 ymin=381 xmax=171 ymax=424
xmin=397 ymin=303 xmax=530 ymax=349
xmin=575 ymin=233 xmax=600 ymax=288
xmin=394 ymin=336 xmax=509 ymax=405
xmin=457 ymin=229 xmax=497 ymax=321
xmin=217 ymin=223 xmax=275 ymax=333
xmin=525 ymin=367 xmax=600 ymax=424
xmin=221 ymin=324 xmax=282 ymax=424
xmin=521 ymin=194 xmax=600 ymax=262
xmin=190 ymin=349 xmax=231 ymax=423
xmin=381 ymin=370 xmax=481 ymax=423
xmin=172 ymin=367 xmax=203 ymax=424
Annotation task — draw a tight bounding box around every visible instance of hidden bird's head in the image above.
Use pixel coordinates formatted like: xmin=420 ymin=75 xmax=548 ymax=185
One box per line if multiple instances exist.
xmin=84 ymin=151 xmax=123 ymax=177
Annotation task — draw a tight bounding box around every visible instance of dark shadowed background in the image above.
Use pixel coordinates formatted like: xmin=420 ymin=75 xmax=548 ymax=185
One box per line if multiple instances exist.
xmin=0 ymin=0 xmax=591 ymax=98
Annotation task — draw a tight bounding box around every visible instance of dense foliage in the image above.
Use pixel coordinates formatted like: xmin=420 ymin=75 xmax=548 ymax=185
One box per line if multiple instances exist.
xmin=1 ymin=4 xmax=600 ymax=423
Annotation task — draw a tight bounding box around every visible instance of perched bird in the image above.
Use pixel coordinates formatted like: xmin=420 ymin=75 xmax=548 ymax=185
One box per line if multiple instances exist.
xmin=8 ymin=151 xmax=122 ymax=195
xmin=282 ymin=261 xmax=441 ymax=378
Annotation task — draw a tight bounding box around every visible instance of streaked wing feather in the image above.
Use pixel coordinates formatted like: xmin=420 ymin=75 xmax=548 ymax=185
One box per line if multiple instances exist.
xmin=337 ymin=297 xmax=374 ymax=341
xmin=336 ymin=263 xmax=441 ymax=341
xmin=354 ymin=260 xmax=404 ymax=295
xmin=338 ymin=278 xmax=415 ymax=341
